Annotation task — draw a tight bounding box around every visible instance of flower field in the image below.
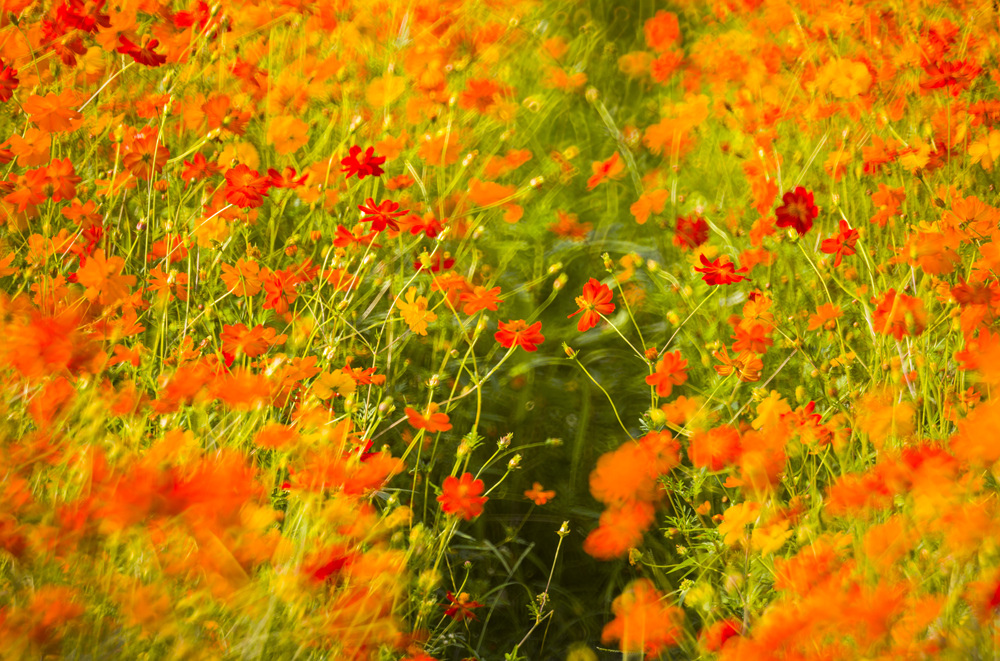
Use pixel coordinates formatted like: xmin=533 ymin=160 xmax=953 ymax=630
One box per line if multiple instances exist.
xmin=2 ymin=0 xmax=1000 ymax=658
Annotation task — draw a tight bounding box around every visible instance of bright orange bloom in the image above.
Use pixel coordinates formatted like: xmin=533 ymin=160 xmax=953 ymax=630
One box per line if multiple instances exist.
xmin=646 ymin=350 xmax=688 ymax=397
xmin=495 ymin=319 xmax=545 ymax=352
xmin=460 ymin=285 xmax=502 ymax=315
xmin=220 ymin=258 xmax=262 ymax=297
xmin=437 ymin=472 xmax=488 ymax=521
xmin=872 ymin=289 xmax=927 ymax=340
xmin=587 ymin=152 xmax=625 ymax=190
xmin=688 ymin=425 xmax=742 ymax=471
xmin=405 ymin=402 xmax=452 ymax=433
xmin=567 ymin=278 xmax=615 ymax=332
xmin=76 ymin=249 xmax=136 ymax=305
xmin=524 ymin=482 xmax=556 ymax=505
xmin=601 ymin=579 xmax=684 ymax=657
xmin=644 ymin=11 xmax=681 ymax=52
xmin=583 ymin=500 xmax=656 ymax=560
xmin=807 ymin=302 xmax=843 ymax=331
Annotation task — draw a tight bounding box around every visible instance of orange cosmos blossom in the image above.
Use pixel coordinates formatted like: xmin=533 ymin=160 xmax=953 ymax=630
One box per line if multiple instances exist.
xmin=587 ymin=152 xmax=625 ymax=190
xmin=646 ymin=350 xmax=688 ymax=397
xmin=601 ymin=579 xmax=685 ymax=657
xmin=405 ymin=402 xmax=452 ymax=433
xmin=495 ymin=319 xmax=545 ymax=352
xmin=872 ymin=289 xmax=927 ymax=340
xmin=437 ymin=472 xmax=488 ymax=521
xmin=524 ymin=482 xmax=556 ymax=505
xmin=568 ymin=278 xmax=615 ymax=332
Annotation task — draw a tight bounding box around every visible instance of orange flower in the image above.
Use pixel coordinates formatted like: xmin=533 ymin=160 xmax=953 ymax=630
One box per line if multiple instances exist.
xmin=601 ymin=579 xmax=684 ymax=657
xmin=587 ymin=152 xmax=625 ymax=190
xmin=644 ymin=11 xmax=681 ymax=52
xmin=872 ymin=289 xmax=927 ymax=340
xmin=646 ymin=350 xmax=688 ymax=397
xmin=76 ymin=249 xmax=136 ymax=305
xmin=437 ymin=472 xmax=488 ymax=521
xmin=524 ymin=482 xmax=556 ymax=505
xmin=495 ymin=319 xmax=545 ymax=352
xmin=567 ymin=278 xmax=615 ymax=332
xmin=460 ymin=285 xmax=502 ymax=315
xmin=688 ymin=425 xmax=742 ymax=471
xmin=396 ymin=287 xmax=437 ymax=336
xmin=583 ymin=500 xmax=656 ymax=560
xmin=807 ymin=302 xmax=843 ymax=331
xmin=405 ymin=402 xmax=452 ymax=433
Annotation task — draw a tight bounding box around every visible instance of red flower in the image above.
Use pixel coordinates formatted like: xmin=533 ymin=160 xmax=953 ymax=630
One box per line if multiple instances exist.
xmin=225 ymin=164 xmax=270 ymax=208
xmin=674 ymin=215 xmax=710 ymax=250
xmin=341 ymin=145 xmax=386 ymax=180
xmin=694 ymin=254 xmax=748 ymax=285
xmin=567 ymin=278 xmax=615 ymax=331
xmin=775 ymin=186 xmax=818 ymax=235
xmin=495 ymin=319 xmax=545 ymax=352
xmin=820 ymin=219 xmax=860 ymax=267
xmin=437 ymin=472 xmax=488 ymax=520
xmin=444 ymin=591 xmax=483 ymax=621
xmin=181 ymin=152 xmax=221 ymax=185
xmin=267 ymin=166 xmax=307 ymax=189
xmin=358 ymin=198 xmax=408 ymax=232
xmin=116 ymin=35 xmax=167 ymax=67
xmin=0 ymin=60 xmax=18 ymax=102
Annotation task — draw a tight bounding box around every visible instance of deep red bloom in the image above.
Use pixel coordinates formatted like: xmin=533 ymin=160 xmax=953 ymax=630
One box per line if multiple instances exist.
xmin=694 ymin=254 xmax=748 ymax=285
xmin=495 ymin=319 xmax=545 ymax=351
xmin=920 ymin=59 xmax=982 ymax=96
xmin=674 ymin=215 xmax=710 ymax=250
xmin=820 ymin=219 xmax=860 ymax=267
xmin=0 ymin=60 xmax=18 ymax=102
xmin=225 ymin=164 xmax=270 ymax=208
xmin=568 ymin=278 xmax=615 ymax=332
xmin=267 ymin=166 xmax=307 ymax=189
xmin=341 ymin=146 xmax=386 ymax=180
xmin=116 ymin=36 xmax=167 ymax=67
xmin=437 ymin=473 xmax=488 ymax=520
xmin=444 ymin=591 xmax=483 ymax=621
xmin=358 ymin=198 xmax=408 ymax=232
xmin=775 ymin=186 xmax=818 ymax=235
xmin=180 ymin=152 xmax=221 ymax=185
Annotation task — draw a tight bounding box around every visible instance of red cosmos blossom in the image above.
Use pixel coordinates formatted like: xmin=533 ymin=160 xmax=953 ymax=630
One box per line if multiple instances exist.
xmin=116 ymin=36 xmax=167 ymax=67
xmin=437 ymin=472 xmax=488 ymax=521
xmin=694 ymin=254 xmax=748 ymax=285
xmin=358 ymin=198 xmax=408 ymax=232
xmin=267 ymin=166 xmax=307 ymax=189
xmin=0 ymin=60 xmax=18 ymax=102
xmin=414 ymin=253 xmax=455 ymax=272
xmin=180 ymin=152 xmax=221 ymax=185
xmin=674 ymin=215 xmax=710 ymax=250
xmin=495 ymin=319 xmax=545 ymax=351
xmin=341 ymin=146 xmax=386 ymax=179
xmin=820 ymin=219 xmax=860 ymax=267
xmin=225 ymin=164 xmax=270 ymax=208
xmin=444 ymin=591 xmax=483 ymax=621
xmin=920 ymin=59 xmax=982 ymax=96
xmin=775 ymin=186 xmax=818 ymax=235
xmin=568 ymin=278 xmax=615 ymax=332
